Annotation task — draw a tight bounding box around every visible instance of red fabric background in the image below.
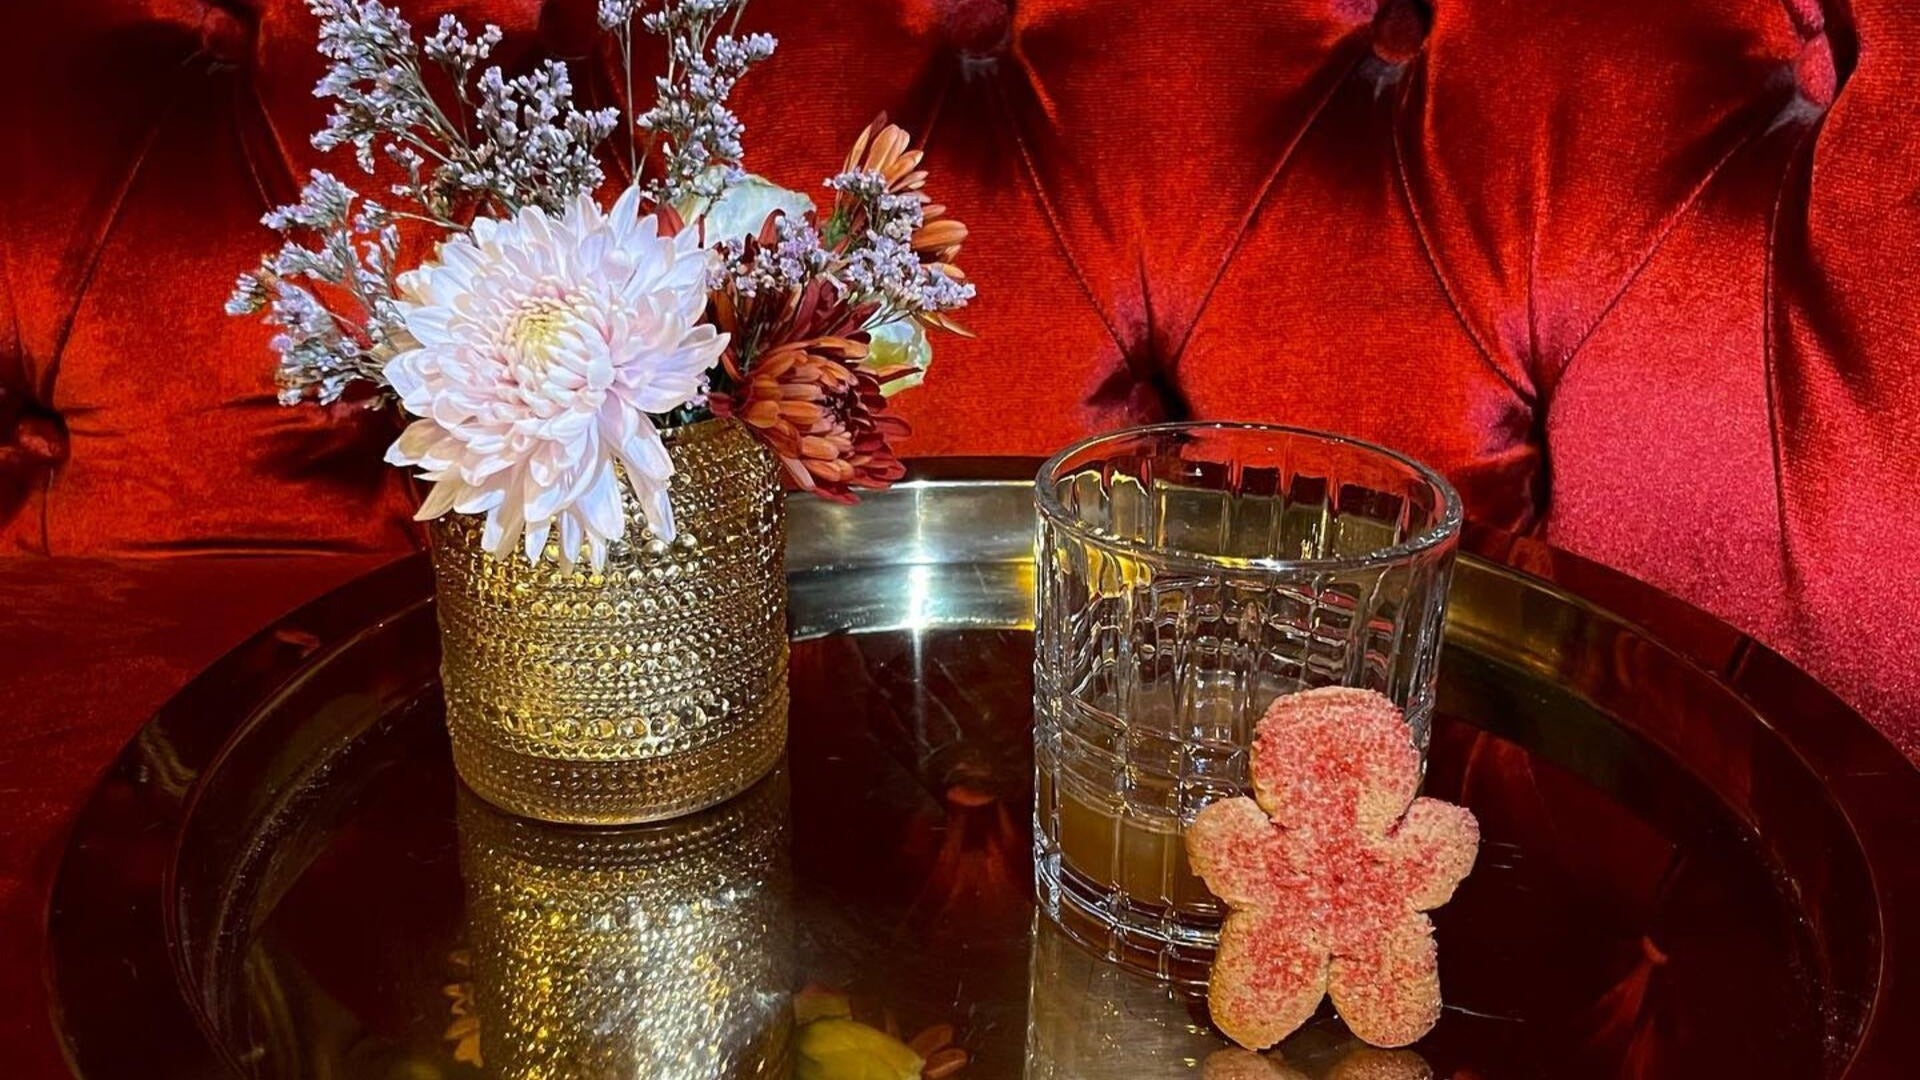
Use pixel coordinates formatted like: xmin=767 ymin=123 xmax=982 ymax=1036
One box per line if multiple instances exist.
xmin=1 ymin=1 xmax=1917 ymax=1068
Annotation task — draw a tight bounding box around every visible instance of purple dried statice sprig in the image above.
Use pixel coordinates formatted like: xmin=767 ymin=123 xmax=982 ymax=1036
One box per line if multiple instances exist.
xmin=226 ymin=172 xmax=407 ymax=406
xmin=463 ymin=61 xmax=619 ymax=213
xmin=824 ymin=167 xmax=976 ymax=325
xmin=234 ymin=1 xmax=622 ymax=406
xmin=839 ymin=233 xmax=975 ymax=323
xmin=307 ymin=0 xmax=617 ymax=222
xmin=610 ymin=0 xmax=775 ymax=204
xmin=710 ymin=214 xmax=832 ymax=300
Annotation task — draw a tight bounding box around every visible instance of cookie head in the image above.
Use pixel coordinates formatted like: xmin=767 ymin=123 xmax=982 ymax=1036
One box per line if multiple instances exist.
xmin=1250 ymin=687 xmax=1422 ymax=838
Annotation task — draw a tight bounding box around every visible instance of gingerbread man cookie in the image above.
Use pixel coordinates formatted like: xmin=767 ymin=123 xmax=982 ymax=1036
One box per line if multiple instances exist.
xmin=1186 ymin=688 xmax=1479 ymax=1051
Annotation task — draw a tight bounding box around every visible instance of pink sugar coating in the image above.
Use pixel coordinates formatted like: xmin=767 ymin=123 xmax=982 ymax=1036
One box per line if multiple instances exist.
xmin=1188 ymin=687 xmax=1480 ymax=1051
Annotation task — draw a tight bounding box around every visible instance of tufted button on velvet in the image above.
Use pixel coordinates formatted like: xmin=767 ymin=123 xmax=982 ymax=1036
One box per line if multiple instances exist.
xmin=0 ymin=390 xmax=66 ymax=537
xmin=197 ymin=2 xmax=255 ymax=67
xmin=940 ymin=0 xmax=1010 ymax=57
xmin=1370 ymin=0 xmax=1428 ymax=65
xmin=1089 ymin=340 xmax=1191 ymax=427
xmin=11 ymin=412 xmax=68 ymax=467
xmin=1795 ymin=32 xmax=1837 ymax=109
xmin=0 ymin=394 xmax=69 ymax=470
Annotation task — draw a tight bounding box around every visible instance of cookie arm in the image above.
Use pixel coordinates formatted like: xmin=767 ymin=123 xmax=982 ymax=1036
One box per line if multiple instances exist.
xmin=1187 ymin=797 xmax=1289 ymax=907
xmin=1382 ymin=798 xmax=1480 ymax=910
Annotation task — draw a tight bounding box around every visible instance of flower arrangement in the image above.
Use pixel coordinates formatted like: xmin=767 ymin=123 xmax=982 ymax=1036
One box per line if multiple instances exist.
xmin=228 ymin=0 xmax=974 ymax=571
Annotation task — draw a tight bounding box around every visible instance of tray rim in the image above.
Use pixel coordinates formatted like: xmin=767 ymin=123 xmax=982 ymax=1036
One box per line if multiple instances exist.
xmin=44 ymin=459 xmax=1920 ymax=1080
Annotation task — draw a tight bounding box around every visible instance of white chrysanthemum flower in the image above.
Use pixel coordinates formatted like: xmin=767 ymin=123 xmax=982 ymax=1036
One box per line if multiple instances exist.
xmin=384 ymin=188 xmax=726 ymax=570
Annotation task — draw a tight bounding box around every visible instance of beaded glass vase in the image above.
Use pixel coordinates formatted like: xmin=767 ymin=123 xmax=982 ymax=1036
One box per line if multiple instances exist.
xmin=430 ymin=417 xmax=789 ymax=824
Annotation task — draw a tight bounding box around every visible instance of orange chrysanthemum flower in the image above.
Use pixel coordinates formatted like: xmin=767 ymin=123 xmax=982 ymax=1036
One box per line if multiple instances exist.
xmin=837 ymin=113 xmax=971 ymax=271
xmin=710 ymin=334 xmax=913 ymax=502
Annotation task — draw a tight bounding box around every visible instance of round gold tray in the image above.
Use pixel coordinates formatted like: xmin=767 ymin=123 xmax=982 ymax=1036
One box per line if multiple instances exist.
xmin=47 ymin=462 xmax=1920 ymax=1079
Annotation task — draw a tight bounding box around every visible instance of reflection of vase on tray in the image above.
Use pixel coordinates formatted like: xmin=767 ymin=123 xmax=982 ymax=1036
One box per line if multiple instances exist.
xmin=455 ymin=769 xmax=794 ymax=1078
xmin=433 ymin=418 xmax=788 ymax=824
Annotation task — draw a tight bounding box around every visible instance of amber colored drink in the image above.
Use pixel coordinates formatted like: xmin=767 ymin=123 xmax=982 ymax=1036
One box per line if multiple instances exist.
xmin=1039 ymin=767 xmax=1218 ymax=912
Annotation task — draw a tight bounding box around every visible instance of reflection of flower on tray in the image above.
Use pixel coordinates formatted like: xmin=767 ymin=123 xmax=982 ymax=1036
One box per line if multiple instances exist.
xmin=441 ymin=950 xmax=482 ymax=1068
xmin=794 ymin=985 xmax=969 ymax=1080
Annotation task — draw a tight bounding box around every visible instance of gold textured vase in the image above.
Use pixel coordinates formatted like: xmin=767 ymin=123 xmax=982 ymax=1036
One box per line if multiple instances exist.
xmin=430 ymin=417 xmax=789 ymax=824
xmin=456 ymin=770 xmax=794 ymax=1078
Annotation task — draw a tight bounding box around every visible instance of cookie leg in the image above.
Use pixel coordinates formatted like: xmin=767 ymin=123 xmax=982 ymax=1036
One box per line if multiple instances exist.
xmin=1208 ymin=911 xmax=1328 ymax=1051
xmin=1327 ymin=915 xmax=1441 ymax=1048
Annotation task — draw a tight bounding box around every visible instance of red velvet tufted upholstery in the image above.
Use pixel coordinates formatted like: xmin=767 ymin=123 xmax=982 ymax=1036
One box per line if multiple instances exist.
xmin=2 ymin=0 xmax=1917 ymax=743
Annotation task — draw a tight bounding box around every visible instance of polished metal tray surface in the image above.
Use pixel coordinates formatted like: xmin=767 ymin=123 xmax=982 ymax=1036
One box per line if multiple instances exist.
xmin=47 ymin=465 xmax=1920 ymax=1079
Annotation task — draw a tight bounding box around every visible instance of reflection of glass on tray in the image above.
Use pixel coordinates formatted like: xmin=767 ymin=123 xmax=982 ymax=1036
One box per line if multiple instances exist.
xmin=1025 ymin=911 xmax=1220 ymax=1078
xmin=1024 ymin=914 xmax=1432 ymax=1079
xmin=455 ymin=769 xmax=793 ymax=1078
xmin=1033 ymin=424 xmax=1462 ymax=984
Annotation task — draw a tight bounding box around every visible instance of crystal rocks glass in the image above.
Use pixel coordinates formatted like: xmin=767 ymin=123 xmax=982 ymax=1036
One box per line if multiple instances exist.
xmin=1033 ymin=422 xmax=1462 ymax=984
